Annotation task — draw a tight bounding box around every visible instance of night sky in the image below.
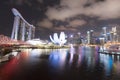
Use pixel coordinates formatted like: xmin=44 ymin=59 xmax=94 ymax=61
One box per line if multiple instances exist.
xmin=0 ymin=0 xmax=120 ymax=40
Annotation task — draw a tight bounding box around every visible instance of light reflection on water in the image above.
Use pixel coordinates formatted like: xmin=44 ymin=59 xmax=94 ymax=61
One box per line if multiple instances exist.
xmin=1 ymin=46 xmax=120 ymax=80
xmin=48 ymin=46 xmax=120 ymax=79
xmin=49 ymin=49 xmax=68 ymax=71
xmin=100 ymin=54 xmax=113 ymax=76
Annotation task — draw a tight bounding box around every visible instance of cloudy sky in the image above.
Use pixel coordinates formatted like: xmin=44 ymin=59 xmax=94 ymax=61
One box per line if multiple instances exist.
xmin=0 ymin=0 xmax=120 ymax=40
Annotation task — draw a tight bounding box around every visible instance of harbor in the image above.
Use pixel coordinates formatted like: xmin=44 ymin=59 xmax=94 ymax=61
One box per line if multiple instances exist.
xmin=0 ymin=0 xmax=120 ymax=80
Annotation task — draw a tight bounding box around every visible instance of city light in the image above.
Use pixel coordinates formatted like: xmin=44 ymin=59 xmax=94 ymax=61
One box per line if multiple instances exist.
xmin=49 ymin=32 xmax=67 ymax=46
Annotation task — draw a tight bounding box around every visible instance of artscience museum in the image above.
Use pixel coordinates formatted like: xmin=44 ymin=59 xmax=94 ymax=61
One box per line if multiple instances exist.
xmin=49 ymin=32 xmax=67 ymax=46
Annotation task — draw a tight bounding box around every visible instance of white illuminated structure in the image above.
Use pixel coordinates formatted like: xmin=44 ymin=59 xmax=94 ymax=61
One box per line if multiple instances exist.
xmin=49 ymin=32 xmax=67 ymax=46
xmin=26 ymin=39 xmax=47 ymax=45
xmin=111 ymin=27 xmax=117 ymax=42
xmin=11 ymin=8 xmax=35 ymax=41
xmin=87 ymin=30 xmax=94 ymax=44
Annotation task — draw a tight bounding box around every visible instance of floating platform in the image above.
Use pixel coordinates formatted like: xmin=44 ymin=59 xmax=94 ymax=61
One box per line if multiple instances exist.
xmin=98 ymin=51 xmax=120 ymax=55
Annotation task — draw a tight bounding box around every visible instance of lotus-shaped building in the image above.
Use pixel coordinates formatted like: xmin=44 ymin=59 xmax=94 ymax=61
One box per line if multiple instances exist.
xmin=49 ymin=32 xmax=67 ymax=46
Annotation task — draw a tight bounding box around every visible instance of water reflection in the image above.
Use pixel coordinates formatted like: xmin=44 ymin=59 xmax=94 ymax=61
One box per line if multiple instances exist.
xmin=99 ymin=54 xmax=113 ymax=76
xmin=48 ymin=46 xmax=99 ymax=71
xmin=0 ymin=51 xmax=27 ymax=80
xmin=49 ymin=49 xmax=68 ymax=71
xmin=1 ymin=46 xmax=120 ymax=80
xmin=48 ymin=45 xmax=120 ymax=78
xmin=30 ymin=49 xmax=52 ymax=58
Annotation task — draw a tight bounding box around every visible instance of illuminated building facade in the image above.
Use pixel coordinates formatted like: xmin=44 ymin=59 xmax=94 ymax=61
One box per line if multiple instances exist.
xmin=11 ymin=8 xmax=35 ymax=41
xmin=66 ymin=32 xmax=82 ymax=44
xmin=101 ymin=26 xmax=119 ymax=43
xmin=87 ymin=30 xmax=94 ymax=44
xmin=102 ymin=27 xmax=107 ymax=42
xmin=49 ymin=32 xmax=67 ymax=46
xmin=111 ymin=27 xmax=118 ymax=42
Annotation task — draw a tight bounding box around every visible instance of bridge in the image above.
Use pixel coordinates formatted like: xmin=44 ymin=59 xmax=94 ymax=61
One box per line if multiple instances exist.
xmin=11 ymin=8 xmax=35 ymax=41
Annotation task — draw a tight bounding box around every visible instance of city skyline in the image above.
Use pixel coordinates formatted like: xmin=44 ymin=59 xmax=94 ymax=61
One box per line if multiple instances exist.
xmin=0 ymin=0 xmax=120 ymax=40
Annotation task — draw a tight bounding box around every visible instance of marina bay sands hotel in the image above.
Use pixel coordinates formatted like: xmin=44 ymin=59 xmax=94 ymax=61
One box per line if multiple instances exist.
xmin=11 ymin=8 xmax=35 ymax=41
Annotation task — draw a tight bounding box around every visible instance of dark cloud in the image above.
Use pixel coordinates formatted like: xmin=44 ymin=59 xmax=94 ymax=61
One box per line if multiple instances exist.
xmin=6 ymin=0 xmax=43 ymax=6
xmin=0 ymin=0 xmax=120 ymax=40
xmin=46 ymin=0 xmax=120 ymax=20
xmin=69 ymin=19 xmax=87 ymax=27
xmin=37 ymin=19 xmax=53 ymax=28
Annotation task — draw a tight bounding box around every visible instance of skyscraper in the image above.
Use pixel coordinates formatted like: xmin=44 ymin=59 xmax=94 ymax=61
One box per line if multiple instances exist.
xmin=102 ymin=27 xmax=107 ymax=42
xmin=87 ymin=30 xmax=94 ymax=44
